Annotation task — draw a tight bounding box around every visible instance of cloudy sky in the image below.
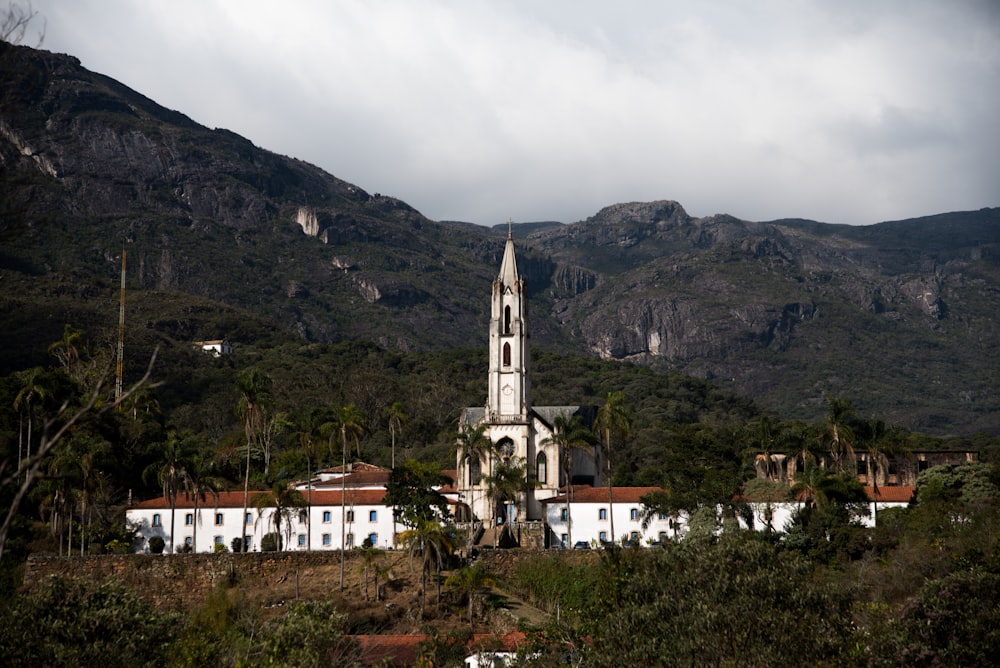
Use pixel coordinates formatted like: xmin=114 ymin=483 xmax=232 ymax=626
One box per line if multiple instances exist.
xmin=25 ymin=1 xmax=1000 ymax=226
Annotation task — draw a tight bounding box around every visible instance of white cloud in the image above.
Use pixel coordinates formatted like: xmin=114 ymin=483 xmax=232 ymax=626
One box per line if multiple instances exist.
xmin=27 ymin=0 xmax=1000 ymax=225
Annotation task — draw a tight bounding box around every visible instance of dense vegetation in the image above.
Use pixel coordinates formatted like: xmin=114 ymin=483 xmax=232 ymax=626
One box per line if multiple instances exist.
xmin=1 ymin=320 xmax=998 ymax=663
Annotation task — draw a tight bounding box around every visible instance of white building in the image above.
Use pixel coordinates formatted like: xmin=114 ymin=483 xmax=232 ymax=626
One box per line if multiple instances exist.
xmin=127 ymin=464 xmax=410 ymax=553
xmin=543 ymin=486 xmax=677 ymax=547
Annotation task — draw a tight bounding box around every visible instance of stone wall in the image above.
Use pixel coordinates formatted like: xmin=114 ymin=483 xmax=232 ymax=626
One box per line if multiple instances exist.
xmin=23 ymin=551 xmax=351 ymax=611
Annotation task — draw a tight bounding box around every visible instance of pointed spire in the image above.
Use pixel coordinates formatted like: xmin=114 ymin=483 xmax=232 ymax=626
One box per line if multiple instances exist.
xmin=498 ymin=219 xmax=519 ymax=288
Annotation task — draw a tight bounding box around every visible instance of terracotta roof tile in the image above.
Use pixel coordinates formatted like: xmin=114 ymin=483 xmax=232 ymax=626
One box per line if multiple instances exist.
xmin=131 ymin=488 xmax=388 ymax=510
xmin=543 ymin=486 xmax=668 ymax=504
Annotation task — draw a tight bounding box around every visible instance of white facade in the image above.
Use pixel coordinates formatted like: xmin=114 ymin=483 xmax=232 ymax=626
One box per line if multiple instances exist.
xmin=543 ymin=486 xmax=677 ymax=547
xmin=128 ymin=488 xmax=401 ymax=553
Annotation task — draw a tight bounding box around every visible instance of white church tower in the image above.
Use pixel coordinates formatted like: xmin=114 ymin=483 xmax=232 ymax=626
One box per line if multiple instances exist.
xmin=458 ymin=228 xmax=600 ymax=544
xmin=487 ymin=228 xmax=530 ymax=420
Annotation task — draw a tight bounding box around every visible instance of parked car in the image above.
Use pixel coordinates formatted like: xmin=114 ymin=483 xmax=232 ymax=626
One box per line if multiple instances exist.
xmin=573 ymin=541 xmax=591 ymax=550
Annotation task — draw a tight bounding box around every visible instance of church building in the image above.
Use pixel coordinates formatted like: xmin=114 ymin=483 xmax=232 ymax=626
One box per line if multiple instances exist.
xmin=456 ymin=230 xmax=601 ymax=529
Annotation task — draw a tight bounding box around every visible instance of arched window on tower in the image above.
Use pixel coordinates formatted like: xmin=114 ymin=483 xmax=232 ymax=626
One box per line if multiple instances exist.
xmin=503 ymin=342 xmax=511 ymax=367
xmin=536 ymin=452 xmax=547 ymax=485
xmin=504 ymin=305 xmax=511 ymax=334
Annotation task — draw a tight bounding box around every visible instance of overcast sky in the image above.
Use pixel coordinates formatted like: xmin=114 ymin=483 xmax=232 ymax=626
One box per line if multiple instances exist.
xmin=25 ymin=1 xmax=1000 ymax=226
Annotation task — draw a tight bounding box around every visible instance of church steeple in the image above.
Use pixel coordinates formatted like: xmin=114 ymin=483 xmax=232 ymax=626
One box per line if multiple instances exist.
xmin=487 ymin=226 xmax=530 ymax=419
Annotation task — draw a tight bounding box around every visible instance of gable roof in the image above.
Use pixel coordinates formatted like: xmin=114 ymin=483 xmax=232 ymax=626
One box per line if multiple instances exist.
xmin=130 ymin=488 xmax=389 ymax=510
xmin=543 ymin=485 xmax=668 ymax=505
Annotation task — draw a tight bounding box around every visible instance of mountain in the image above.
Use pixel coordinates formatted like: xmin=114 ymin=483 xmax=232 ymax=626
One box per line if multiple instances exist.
xmin=2 ymin=43 xmax=998 ymax=435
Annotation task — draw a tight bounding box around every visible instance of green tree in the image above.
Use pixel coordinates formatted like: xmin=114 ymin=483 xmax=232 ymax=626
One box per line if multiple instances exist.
xmin=0 ymin=576 xmax=179 ymax=668
xmin=184 ymin=451 xmax=222 ymax=554
xmin=386 ymin=401 xmax=407 ymax=470
xmin=235 ymin=368 xmax=273 ymax=552
xmin=482 ymin=456 xmax=529 ymax=547
xmin=820 ymin=396 xmax=857 ymax=473
xmin=542 ymin=414 xmax=597 ymax=548
xmin=383 ymin=459 xmax=450 ymax=530
xmin=455 ymin=422 xmax=492 ymax=546
xmin=322 ymin=403 xmax=367 ymax=590
xmin=12 ymin=366 xmax=48 ymax=472
xmin=584 ymin=535 xmax=855 ymax=667
xmin=253 ymin=600 xmax=359 ymax=667
xmin=595 ymin=391 xmax=631 ymax=543
xmin=400 ymin=518 xmax=456 ymax=618
xmin=445 ymin=561 xmax=496 ymax=624
xmin=254 ymin=479 xmax=306 ymax=552
xmin=142 ymin=430 xmax=196 ymax=554
xmin=293 ymin=406 xmax=327 ymax=551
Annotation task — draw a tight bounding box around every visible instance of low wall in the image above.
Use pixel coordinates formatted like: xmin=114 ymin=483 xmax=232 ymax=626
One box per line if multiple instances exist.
xmin=23 ymin=551 xmax=351 ymax=611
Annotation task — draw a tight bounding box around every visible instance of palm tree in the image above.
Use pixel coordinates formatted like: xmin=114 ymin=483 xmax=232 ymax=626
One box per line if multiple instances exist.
xmin=47 ymin=324 xmax=84 ymax=377
xmin=857 ymin=418 xmax=909 ymax=525
xmin=235 ymin=368 xmax=273 ymax=552
xmin=294 ymin=407 xmax=326 ymax=551
xmin=821 ymin=397 xmax=857 ymax=473
xmin=482 ymin=457 xmax=529 ymax=547
xmin=400 ymin=519 xmax=456 ymax=618
xmin=455 ymin=422 xmax=492 ymax=545
xmin=542 ymin=414 xmax=597 ymax=548
xmin=358 ymin=545 xmax=381 ymax=601
xmin=595 ymin=391 xmax=631 ymax=543
xmin=386 ymin=401 xmax=407 ymax=470
xmin=184 ymin=452 xmax=222 ymax=553
xmin=323 ymin=403 xmax=367 ymax=590
xmin=142 ymin=430 xmax=195 ymax=554
xmin=13 ymin=367 xmax=49 ymax=474
xmin=445 ymin=562 xmax=496 ymax=624
xmin=254 ymin=480 xmax=306 ymax=551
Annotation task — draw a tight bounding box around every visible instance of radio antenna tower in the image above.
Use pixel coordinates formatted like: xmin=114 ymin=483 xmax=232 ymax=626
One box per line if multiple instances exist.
xmin=115 ymin=246 xmax=126 ymax=408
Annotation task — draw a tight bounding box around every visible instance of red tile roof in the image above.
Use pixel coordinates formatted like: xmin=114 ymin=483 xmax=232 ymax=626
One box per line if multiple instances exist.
xmin=131 ymin=488 xmax=388 ymax=510
xmin=865 ymin=486 xmax=915 ymax=503
xmin=543 ymin=486 xmax=668 ymax=504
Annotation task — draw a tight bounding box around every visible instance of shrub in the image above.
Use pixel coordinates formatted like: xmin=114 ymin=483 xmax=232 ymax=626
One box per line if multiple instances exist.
xmin=261 ymin=532 xmax=282 ymax=552
xmin=148 ymin=535 xmax=165 ymax=554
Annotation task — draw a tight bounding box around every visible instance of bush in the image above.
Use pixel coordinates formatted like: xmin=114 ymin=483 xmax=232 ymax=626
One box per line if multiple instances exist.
xmin=0 ymin=576 xmax=180 ymax=667
xmin=261 ymin=532 xmax=282 ymax=552
xmin=148 ymin=536 xmax=165 ymax=554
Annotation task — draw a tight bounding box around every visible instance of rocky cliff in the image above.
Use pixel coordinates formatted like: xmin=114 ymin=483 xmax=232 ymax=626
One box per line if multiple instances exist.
xmin=2 ymin=43 xmax=998 ymax=434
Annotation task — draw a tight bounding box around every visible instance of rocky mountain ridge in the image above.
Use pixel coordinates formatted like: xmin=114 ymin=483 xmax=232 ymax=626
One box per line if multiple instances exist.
xmin=2 ymin=43 xmax=998 ymax=434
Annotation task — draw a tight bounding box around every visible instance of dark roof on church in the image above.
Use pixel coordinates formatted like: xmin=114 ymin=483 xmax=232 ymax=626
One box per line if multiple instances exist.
xmin=459 ymin=405 xmax=595 ymax=427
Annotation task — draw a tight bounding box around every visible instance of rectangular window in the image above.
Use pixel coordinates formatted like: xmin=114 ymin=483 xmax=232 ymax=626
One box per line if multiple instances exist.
xmin=369 ymin=510 xmax=378 ymax=523
xmin=323 ymin=511 xmax=331 ymax=523
xmin=368 ymin=532 xmax=378 ymax=547
xmin=560 ymin=508 xmax=568 ymax=521
xmin=346 ymin=510 xmax=355 ymax=523
xmin=599 ymin=531 xmax=607 ymax=543
xmin=185 ymin=513 xmax=193 ymax=526
xmin=322 ymin=534 xmax=331 ymax=546
xmin=347 ymin=533 xmax=355 ymax=548
xmin=297 ymin=535 xmax=306 ymax=547
xmin=658 ymin=531 xmax=668 ymax=543
xmin=215 ymin=513 xmax=224 ymax=526
xmin=630 ymin=531 xmax=640 ymax=543
xmin=214 ymin=535 xmax=224 ymax=545
xmin=598 ymin=508 xmax=607 ymax=521
xmin=245 ymin=512 xmax=253 ymax=525
xmin=152 ymin=514 xmax=162 ymax=527
xmin=561 ymin=533 xmax=568 ymax=548
xmin=298 ymin=510 xmax=307 ymax=524
xmin=630 ymin=508 xmax=639 ymax=521
xmin=658 ymin=513 xmax=667 ymax=521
